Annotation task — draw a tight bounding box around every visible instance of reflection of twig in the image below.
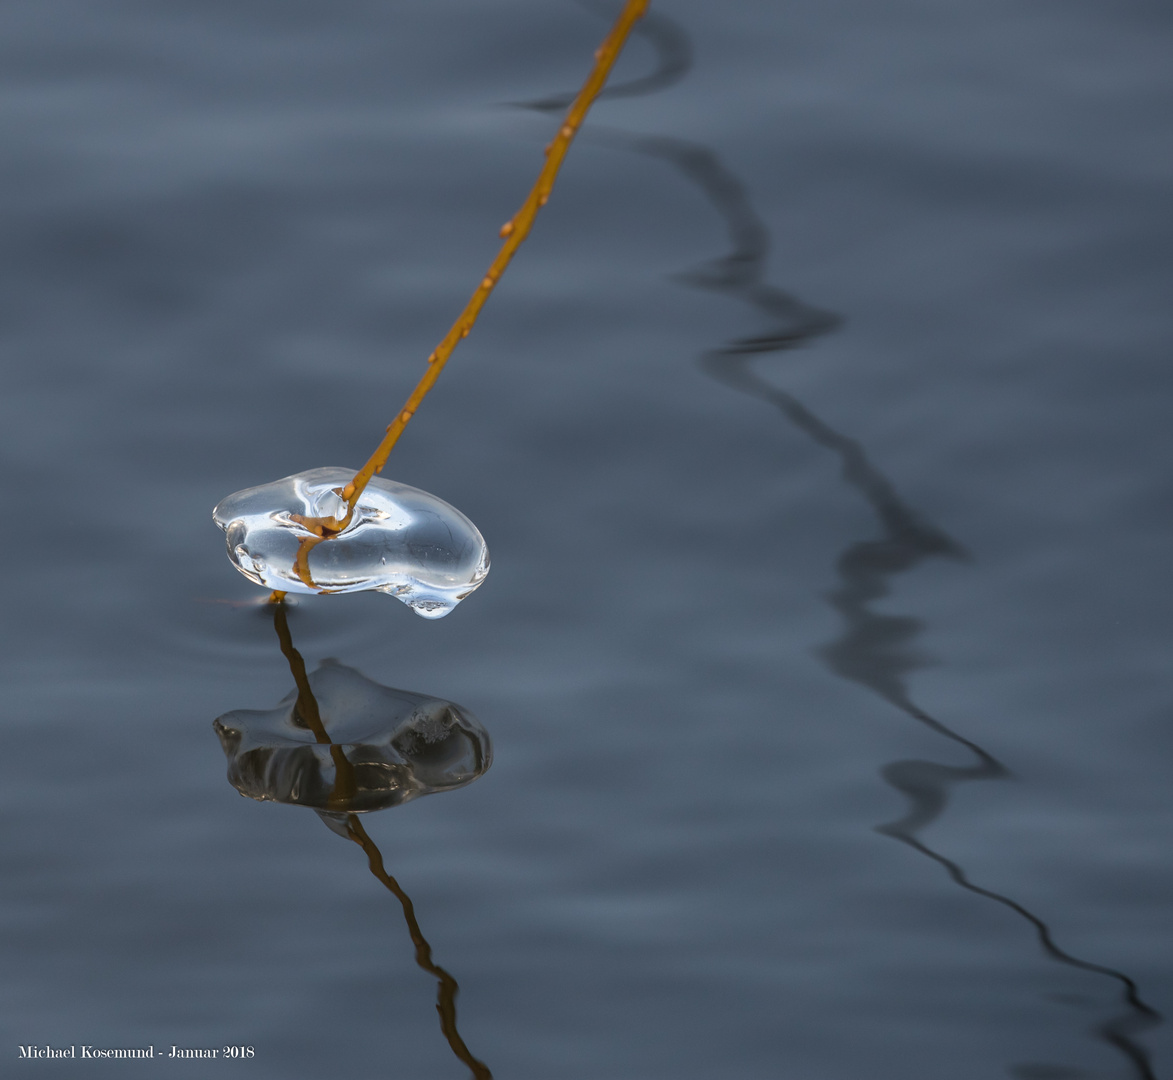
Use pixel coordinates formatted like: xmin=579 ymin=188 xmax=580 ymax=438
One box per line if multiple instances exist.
xmin=525 ymin=7 xmax=1164 ymax=1070
xmin=662 ymin=130 xmax=1164 ymax=1078
xmin=517 ymin=3 xmax=692 ymax=111
xmin=270 ymin=605 xmax=492 ymax=1079
xmin=882 ymin=825 xmax=1160 ymax=1080
xmin=346 ymin=815 xmax=494 ymax=1080
xmin=835 ymin=531 xmax=1160 ymax=1077
xmin=271 ymin=602 xmax=357 ymax=810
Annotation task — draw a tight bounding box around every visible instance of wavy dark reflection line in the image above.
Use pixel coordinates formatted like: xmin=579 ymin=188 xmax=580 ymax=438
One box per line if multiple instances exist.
xmin=271 ymin=606 xmax=493 ymax=1080
xmin=654 ymin=134 xmax=1162 ymax=1080
xmin=517 ymin=9 xmax=1164 ymax=1074
xmin=513 ymin=2 xmax=692 ymax=112
xmin=649 ymin=131 xmax=1160 ymax=1080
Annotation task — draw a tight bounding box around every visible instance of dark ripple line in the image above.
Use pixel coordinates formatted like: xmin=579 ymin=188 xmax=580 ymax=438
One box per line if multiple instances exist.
xmin=512 ymin=2 xmax=692 ymax=112
xmin=671 ymin=136 xmax=1160 ymax=1080
xmin=515 ymin=8 xmax=1165 ymax=1074
xmin=665 ymin=129 xmax=1161 ymax=1080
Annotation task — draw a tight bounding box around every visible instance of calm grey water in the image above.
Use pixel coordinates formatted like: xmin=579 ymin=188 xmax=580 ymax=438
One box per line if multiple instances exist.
xmin=3 ymin=1 xmax=1172 ymax=1077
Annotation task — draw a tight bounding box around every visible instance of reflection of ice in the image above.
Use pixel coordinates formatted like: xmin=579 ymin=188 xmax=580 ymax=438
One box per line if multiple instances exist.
xmin=213 ymin=659 xmax=492 ymax=814
xmin=213 ymin=467 xmax=490 ymax=617
xmin=213 ymin=603 xmax=493 ymax=1079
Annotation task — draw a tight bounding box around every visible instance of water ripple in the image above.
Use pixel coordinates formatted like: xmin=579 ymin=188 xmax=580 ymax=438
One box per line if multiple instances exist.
xmin=525 ymin=9 xmax=1164 ymax=1074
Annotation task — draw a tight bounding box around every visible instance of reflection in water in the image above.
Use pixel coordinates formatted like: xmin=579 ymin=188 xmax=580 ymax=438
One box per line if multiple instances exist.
xmin=213 ymin=616 xmax=491 ymax=814
xmin=340 ymin=812 xmax=491 ymax=1080
xmin=516 ymin=3 xmax=692 ymax=112
xmin=213 ymin=604 xmax=492 ymax=1079
xmin=665 ymin=130 xmax=1160 ymax=1080
xmin=524 ymin=11 xmax=1163 ymax=1076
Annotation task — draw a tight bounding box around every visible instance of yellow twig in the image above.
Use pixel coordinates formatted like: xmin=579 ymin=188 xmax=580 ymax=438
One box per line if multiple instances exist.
xmin=292 ymin=0 xmax=651 ymax=558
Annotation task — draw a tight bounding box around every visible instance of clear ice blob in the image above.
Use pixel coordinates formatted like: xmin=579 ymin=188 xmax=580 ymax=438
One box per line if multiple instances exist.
xmin=213 ymin=659 xmax=493 ymax=814
xmin=212 ymin=467 xmax=489 ymax=618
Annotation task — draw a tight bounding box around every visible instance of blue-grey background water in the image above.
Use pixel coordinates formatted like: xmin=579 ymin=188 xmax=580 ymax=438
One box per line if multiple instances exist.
xmin=3 ymin=1 xmax=1171 ymax=1076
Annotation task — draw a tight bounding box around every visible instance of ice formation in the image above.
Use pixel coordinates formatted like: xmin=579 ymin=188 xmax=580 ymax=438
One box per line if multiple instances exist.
xmin=212 ymin=467 xmax=489 ymax=617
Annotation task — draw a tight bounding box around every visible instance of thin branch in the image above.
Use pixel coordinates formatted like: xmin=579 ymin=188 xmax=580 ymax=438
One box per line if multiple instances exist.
xmin=288 ymin=0 xmax=651 ymax=568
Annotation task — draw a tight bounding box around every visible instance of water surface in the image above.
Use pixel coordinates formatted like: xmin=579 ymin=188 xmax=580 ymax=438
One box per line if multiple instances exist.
xmin=2 ymin=1 xmax=1172 ymax=1077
